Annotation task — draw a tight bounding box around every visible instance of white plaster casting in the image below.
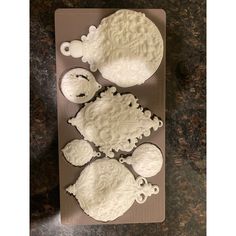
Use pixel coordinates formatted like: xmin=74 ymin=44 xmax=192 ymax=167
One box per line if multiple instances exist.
xmin=60 ymin=9 xmax=163 ymax=87
xmin=119 ymin=143 xmax=163 ymax=177
xmin=68 ymin=87 xmax=163 ymax=157
xmin=62 ymin=139 xmax=100 ymax=166
xmin=66 ymin=158 xmax=159 ymax=222
xmin=60 ymin=68 xmax=102 ymax=104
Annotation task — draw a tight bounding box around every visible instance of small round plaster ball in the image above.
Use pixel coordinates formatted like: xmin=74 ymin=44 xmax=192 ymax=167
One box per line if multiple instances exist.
xmin=62 ymin=139 xmax=101 ymax=166
xmin=60 ymin=68 xmax=102 ymax=104
xmin=119 ymin=143 xmax=163 ymax=178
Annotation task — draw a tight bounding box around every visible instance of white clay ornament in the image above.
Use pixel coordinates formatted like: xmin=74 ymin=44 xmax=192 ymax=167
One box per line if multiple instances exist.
xmin=60 ymin=68 xmax=102 ymax=104
xmin=60 ymin=9 xmax=163 ymax=87
xmin=119 ymin=143 xmax=163 ymax=178
xmin=66 ymin=158 xmax=159 ymax=222
xmin=62 ymin=139 xmax=101 ymax=166
xmin=68 ymin=87 xmax=163 ymax=157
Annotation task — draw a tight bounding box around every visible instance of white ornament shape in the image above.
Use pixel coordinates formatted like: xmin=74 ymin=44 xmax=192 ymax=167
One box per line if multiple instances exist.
xmin=119 ymin=143 xmax=163 ymax=177
xmin=62 ymin=139 xmax=100 ymax=166
xmin=60 ymin=68 xmax=102 ymax=104
xmin=68 ymin=87 xmax=163 ymax=157
xmin=60 ymin=9 xmax=164 ymax=87
xmin=66 ymin=158 xmax=159 ymax=222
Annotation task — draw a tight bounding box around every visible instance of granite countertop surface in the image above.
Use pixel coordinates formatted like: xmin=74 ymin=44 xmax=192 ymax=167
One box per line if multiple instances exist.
xmin=30 ymin=0 xmax=206 ymax=235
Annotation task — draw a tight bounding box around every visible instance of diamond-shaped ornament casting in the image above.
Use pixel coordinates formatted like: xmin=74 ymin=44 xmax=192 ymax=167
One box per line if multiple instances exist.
xmin=68 ymin=87 xmax=163 ymax=157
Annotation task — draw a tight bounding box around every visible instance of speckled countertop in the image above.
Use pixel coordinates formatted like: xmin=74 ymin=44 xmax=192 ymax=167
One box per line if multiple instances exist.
xmin=30 ymin=0 xmax=206 ymax=235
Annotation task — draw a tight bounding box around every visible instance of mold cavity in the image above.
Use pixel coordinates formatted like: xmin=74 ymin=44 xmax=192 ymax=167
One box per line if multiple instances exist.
xmin=140 ymin=193 xmax=145 ymax=200
xmin=76 ymin=93 xmax=86 ymax=97
xmin=128 ymin=102 xmax=132 ymax=107
xmin=79 ymin=74 xmax=89 ymax=81
xmin=139 ymin=179 xmax=145 ymax=186
xmin=154 ymin=187 xmax=159 ymax=193
xmin=128 ymin=139 xmax=131 ymax=143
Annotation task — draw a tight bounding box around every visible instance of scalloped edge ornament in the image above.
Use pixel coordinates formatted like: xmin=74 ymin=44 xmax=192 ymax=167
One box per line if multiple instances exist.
xmin=68 ymin=87 xmax=163 ymax=157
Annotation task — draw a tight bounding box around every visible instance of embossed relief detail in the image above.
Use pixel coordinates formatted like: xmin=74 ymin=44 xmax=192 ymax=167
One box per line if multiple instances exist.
xmin=60 ymin=9 xmax=164 ymax=87
xmin=119 ymin=143 xmax=163 ymax=177
xmin=68 ymin=87 xmax=163 ymax=157
xmin=62 ymin=139 xmax=100 ymax=166
xmin=66 ymin=158 xmax=159 ymax=222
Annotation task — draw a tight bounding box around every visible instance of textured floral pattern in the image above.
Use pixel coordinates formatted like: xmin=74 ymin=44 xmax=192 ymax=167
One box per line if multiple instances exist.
xmin=62 ymin=139 xmax=100 ymax=166
xmin=120 ymin=143 xmax=163 ymax=177
xmin=68 ymin=87 xmax=163 ymax=157
xmin=67 ymin=158 xmax=159 ymax=222
xmin=31 ymin=1 xmax=206 ymax=234
xmin=61 ymin=9 xmax=163 ymax=87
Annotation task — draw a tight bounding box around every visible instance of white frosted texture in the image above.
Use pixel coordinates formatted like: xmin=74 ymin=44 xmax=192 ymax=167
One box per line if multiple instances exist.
xmin=66 ymin=158 xmax=159 ymax=222
xmin=60 ymin=68 xmax=101 ymax=104
xmin=62 ymin=139 xmax=99 ymax=166
xmin=120 ymin=143 xmax=163 ymax=177
xmin=68 ymin=87 xmax=163 ymax=157
xmin=60 ymin=9 xmax=163 ymax=87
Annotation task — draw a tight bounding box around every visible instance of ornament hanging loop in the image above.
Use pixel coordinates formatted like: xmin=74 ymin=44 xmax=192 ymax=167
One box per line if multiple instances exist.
xmin=135 ymin=176 xmax=159 ymax=204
